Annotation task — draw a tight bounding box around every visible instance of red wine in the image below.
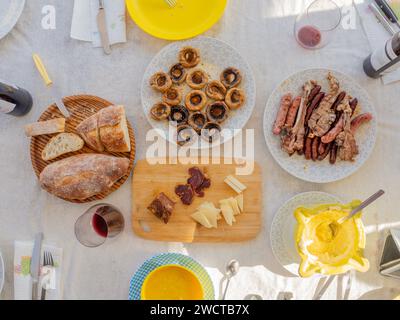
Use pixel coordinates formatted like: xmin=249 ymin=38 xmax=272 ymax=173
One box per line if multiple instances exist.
xmin=0 ymin=81 xmax=32 ymax=116
xmin=92 ymin=214 xmax=108 ymax=238
xmin=297 ymin=25 xmax=322 ymax=48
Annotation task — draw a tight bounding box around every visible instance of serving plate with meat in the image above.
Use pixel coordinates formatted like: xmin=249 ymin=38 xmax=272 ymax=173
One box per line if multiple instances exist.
xmin=263 ymin=69 xmax=377 ymax=183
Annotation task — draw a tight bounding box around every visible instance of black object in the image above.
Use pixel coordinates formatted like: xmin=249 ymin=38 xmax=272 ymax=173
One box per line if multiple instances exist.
xmin=375 ymin=0 xmax=400 ymax=27
xmin=0 ymin=81 xmax=33 ymax=116
xmin=363 ymin=31 xmax=400 ymax=78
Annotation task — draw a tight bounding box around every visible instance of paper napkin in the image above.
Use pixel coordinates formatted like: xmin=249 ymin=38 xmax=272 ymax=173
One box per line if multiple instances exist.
xmin=355 ymin=0 xmax=400 ymax=84
xmin=14 ymin=241 xmax=63 ymax=300
xmin=70 ymin=0 xmax=126 ymax=48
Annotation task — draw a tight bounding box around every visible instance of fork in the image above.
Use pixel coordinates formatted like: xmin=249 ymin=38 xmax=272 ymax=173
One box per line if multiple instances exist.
xmin=165 ymin=0 xmax=177 ymax=8
xmin=41 ymin=251 xmax=54 ymax=300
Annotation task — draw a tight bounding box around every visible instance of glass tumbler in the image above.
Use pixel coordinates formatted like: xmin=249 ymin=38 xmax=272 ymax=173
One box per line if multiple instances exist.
xmin=74 ymin=204 xmax=125 ymax=247
xmin=294 ymin=0 xmax=342 ymax=50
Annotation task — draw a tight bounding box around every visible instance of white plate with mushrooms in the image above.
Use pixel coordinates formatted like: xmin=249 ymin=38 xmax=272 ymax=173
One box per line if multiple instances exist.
xmin=263 ymin=68 xmax=377 ymax=183
xmin=142 ymin=36 xmax=256 ymax=148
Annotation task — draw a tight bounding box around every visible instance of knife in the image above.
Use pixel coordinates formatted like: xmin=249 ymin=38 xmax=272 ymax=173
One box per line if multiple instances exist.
xmin=375 ymin=0 xmax=400 ymax=28
xmin=97 ymin=0 xmax=111 ymax=55
xmin=32 ymin=54 xmax=70 ymax=118
xmin=369 ymin=2 xmax=397 ymax=35
xmin=30 ymin=232 xmax=43 ymax=300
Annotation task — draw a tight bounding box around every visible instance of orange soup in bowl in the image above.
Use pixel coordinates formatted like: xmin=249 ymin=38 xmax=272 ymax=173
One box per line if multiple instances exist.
xmin=141 ymin=265 xmax=204 ymax=300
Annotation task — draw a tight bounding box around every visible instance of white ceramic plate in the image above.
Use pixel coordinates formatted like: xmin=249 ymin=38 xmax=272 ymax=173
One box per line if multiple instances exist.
xmin=270 ymin=191 xmax=341 ymax=276
xmin=263 ymin=68 xmax=377 ymax=183
xmin=0 ymin=251 xmax=4 ymax=294
xmin=0 ymin=0 xmax=25 ymax=40
xmin=141 ymin=36 xmax=256 ymax=148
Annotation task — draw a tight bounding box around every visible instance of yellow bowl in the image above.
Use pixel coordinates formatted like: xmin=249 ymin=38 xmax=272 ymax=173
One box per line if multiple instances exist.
xmin=294 ymin=201 xmax=369 ymax=278
xmin=141 ymin=265 xmax=204 ymax=300
xmin=126 ymin=0 xmax=228 ymax=40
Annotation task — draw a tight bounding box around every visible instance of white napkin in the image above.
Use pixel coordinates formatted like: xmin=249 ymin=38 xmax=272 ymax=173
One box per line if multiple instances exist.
xmin=355 ymin=0 xmax=400 ymax=84
xmin=14 ymin=241 xmax=63 ymax=300
xmin=71 ymin=0 xmax=126 ymax=48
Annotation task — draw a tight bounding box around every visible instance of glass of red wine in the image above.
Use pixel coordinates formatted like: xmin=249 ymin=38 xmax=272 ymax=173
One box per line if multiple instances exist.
xmin=294 ymin=0 xmax=342 ymax=50
xmin=74 ymin=204 xmax=125 ymax=247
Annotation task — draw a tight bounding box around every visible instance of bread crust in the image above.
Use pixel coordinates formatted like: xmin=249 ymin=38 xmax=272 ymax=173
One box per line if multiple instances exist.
xmin=76 ymin=113 xmax=104 ymax=152
xmin=98 ymin=105 xmax=131 ymax=152
xmin=76 ymin=105 xmax=131 ymax=153
xmin=39 ymin=154 xmax=130 ymax=200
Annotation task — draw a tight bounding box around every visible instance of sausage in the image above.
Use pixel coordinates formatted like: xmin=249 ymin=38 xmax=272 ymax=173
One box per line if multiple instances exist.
xmin=311 ymin=137 xmax=319 ymax=161
xmin=304 ymin=137 xmax=313 ymax=160
xmin=331 ymin=91 xmax=346 ymax=111
xmin=351 ymin=113 xmax=373 ymax=133
xmin=318 ymin=142 xmax=332 ymax=161
xmin=350 ymin=98 xmax=358 ymax=116
xmin=284 ymin=96 xmax=302 ymax=128
xmin=273 ymin=93 xmax=292 ymax=135
xmin=318 ymin=141 xmax=326 ymax=155
xmin=305 ymin=92 xmax=325 ymax=125
xmin=308 ymin=85 xmax=322 ymax=105
xmin=329 ymin=143 xmax=338 ymax=165
xmin=321 ymin=115 xmax=344 ymax=144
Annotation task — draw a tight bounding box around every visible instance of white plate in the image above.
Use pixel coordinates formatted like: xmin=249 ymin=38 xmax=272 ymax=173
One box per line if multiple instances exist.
xmin=263 ymin=68 xmax=377 ymax=183
xmin=0 ymin=251 xmax=4 ymax=294
xmin=270 ymin=191 xmax=341 ymax=276
xmin=0 ymin=0 xmax=25 ymax=40
xmin=141 ymin=36 xmax=256 ymax=148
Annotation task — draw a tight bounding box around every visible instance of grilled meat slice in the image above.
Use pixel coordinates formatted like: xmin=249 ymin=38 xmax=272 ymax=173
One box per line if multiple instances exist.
xmin=281 ymin=81 xmax=313 ymax=155
xmin=308 ymin=73 xmax=340 ymax=137
xmin=147 ymin=192 xmax=175 ymax=224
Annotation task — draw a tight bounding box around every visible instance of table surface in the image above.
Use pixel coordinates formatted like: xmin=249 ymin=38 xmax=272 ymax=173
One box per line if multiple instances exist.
xmin=0 ymin=0 xmax=399 ymax=300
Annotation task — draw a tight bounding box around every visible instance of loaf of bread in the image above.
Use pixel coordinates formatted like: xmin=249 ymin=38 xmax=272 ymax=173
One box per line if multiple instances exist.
xmin=25 ymin=118 xmax=65 ymax=137
xmin=39 ymin=154 xmax=130 ymax=200
xmin=75 ymin=113 xmax=104 ymax=152
xmin=76 ymin=105 xmax=131 ymax=153
xmin=42 ymin=133 xmax=84 ymax=161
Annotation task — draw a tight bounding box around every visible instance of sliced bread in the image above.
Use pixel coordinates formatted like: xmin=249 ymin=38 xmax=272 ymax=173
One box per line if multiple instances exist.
xmin=42 ymin=133 xmax=84 ymax=161
xmin=76 ymin=113 xmax=104 ymax=152
xmin=98 ymin=105 xmax=131 ymax=152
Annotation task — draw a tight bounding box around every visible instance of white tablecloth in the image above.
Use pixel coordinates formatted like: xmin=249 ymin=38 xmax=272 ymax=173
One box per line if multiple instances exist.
xmin=0 ymin=0 xmax=399 ymax=300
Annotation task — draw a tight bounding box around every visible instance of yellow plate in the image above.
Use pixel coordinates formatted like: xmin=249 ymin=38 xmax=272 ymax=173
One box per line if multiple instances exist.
xmin=141 ymin=265 xmax=204 ymax=300
xmin=126 ymin=0 xmax=228 ymax=40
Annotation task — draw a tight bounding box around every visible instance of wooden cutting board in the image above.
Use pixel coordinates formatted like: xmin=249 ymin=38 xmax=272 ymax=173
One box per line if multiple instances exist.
xmin=131 ymin=159 xmax=262 ymax=242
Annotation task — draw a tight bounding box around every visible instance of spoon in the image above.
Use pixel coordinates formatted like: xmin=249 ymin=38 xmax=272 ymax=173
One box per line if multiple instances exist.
xmin=221 ymin=259 xmax=240 ymax=300
xmin=337 ymin=189 xmax=385 ymax=224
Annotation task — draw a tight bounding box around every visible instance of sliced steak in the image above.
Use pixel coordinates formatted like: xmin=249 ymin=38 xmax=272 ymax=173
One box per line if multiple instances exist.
xmin=175 ymin=184 xmax=194 ymax=205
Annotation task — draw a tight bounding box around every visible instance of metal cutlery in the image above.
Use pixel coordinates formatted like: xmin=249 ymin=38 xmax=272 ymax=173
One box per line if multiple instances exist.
xmin=375 ymin=0 xmax=400 ymax=28
xmin=32 ymin=54 xmax=70 ymax=118
xmin=30 ymin=233 xmax=43 ymax=300
xmin=337 ymin=189 xmax=385 ymax=224
xmin=97 ymin=0 xmax=111 ymax=55
xmin=41 ymin=251 xmax=54 ymax=300
xmin=313 ymin=275 xmax=336 ymax=300
xmin=370 ymin=2 xmax=397 ymax=35
xmin=165 ymin=0 xmax=177 ymax=8
xmin=221 ymin=259 xmax=239 ymax=300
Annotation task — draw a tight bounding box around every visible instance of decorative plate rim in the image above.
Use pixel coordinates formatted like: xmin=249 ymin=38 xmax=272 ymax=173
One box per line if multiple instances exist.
xmin=128 ymin=252 xmax=215 ymax=300
xmin=0 ymin=0 xmax=25 ymax=40
xmin=269 ymin=191 xmax=341 ymax=277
